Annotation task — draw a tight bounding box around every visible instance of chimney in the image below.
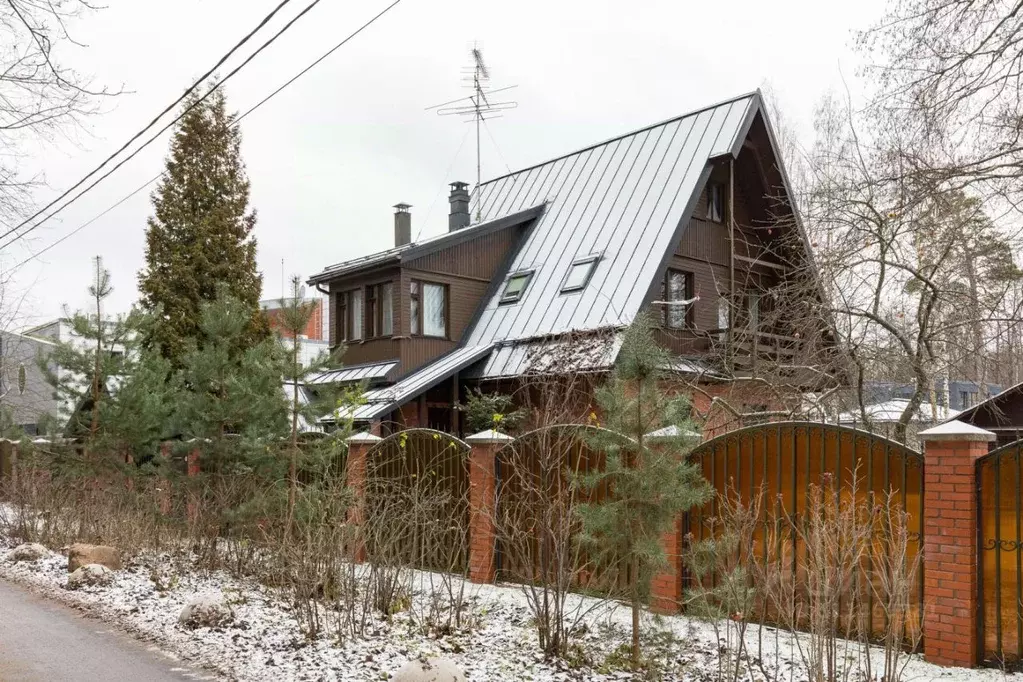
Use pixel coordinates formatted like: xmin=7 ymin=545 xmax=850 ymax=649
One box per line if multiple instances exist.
xmin=394 ymin=203 xmax=411 ymax=247
xmin=448 ymin=181 xmax=470 ymax=231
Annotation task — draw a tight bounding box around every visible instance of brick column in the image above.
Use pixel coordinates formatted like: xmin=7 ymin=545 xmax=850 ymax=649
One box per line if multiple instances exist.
xmin=346 ymin=432 xmax=381 ymax=562
xmin=466 ymin=429 xmax=513 ymax=584
xmin=647 ymin=426 xmax=702 ymax=614
xmin=919 ymin=420 xmax=995 ymax=668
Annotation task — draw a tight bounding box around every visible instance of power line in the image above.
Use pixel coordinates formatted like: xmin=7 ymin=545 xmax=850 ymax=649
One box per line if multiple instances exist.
xmin=0 ymin=0 xmax=325 ymax=250
xmin=0 ymin=0 xmax=298 ymax=248
xmin=9 ymin=0 xmax=407 ymax=272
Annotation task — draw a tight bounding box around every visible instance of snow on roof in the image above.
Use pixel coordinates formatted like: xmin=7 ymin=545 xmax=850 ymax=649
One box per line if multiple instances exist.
xmin=838 ymin=398 xmax=960 ymax=424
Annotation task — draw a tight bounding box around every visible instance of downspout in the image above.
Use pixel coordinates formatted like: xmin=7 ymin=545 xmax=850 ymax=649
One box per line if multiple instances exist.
xmin=728 ymin=158 xmax=735 ymax=375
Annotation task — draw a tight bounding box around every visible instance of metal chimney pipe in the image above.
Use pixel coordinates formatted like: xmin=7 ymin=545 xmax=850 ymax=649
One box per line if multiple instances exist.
xmin=394 ymin=203 xmax=411 ymax=247
xmin=448 ymin=182 xmax=470 ymax=231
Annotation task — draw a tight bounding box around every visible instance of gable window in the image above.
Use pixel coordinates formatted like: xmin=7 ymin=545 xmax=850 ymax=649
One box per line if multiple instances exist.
xmin=411 ymin=280 xmax=447 ymax=338
xmin=338 ymin=289 xmax=363 ymax=342
xmin=501 ymin=271 xmax=533 ymax=304
xmin=365 ymin=282 xmax=394 ymax=338
xmin=706 ymin=182 xmax=724 ymax=223
xmin=561 ymin=256 xmax=600 ymax=293
xmin=662 ymin=269 xmax=694 ymax=329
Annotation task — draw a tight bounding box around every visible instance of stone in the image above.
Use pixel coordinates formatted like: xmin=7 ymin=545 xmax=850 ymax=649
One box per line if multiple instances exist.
xmin=178 ymin=595 xmax=234 ymax=629
xmin=392 ymin=658 xmax=466 ymax=682
xmin=67 ymin=564 xmax=114 ymax=590
xmin=67 ymin=543 xmax=121 ymax=572
xmin=8 ymin=543 xmax=48 ymax=562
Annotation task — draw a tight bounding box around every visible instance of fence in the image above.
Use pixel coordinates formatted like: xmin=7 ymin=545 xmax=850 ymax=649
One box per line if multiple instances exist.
xmin=360 ymin=429 xmax=471 ymax=573
xmin=977 ymin=440 xmax=1023 ymax=666
xmin=493 ymin=425 xmax=627 ymax=590
xmin=687 ymin=422 xmax=925 ymax=642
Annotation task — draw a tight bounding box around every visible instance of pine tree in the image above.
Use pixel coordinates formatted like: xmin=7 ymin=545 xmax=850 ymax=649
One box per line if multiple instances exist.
xmin=277 ymin=276 xmax=344 ymax=515
xmin=575 ymin=312 xmax=712 ymax=669
xmin=138 ymin=86 xmax=267 ymax=366
xmin=175 ymin=286 xmax=289 ymax=476
xmin=43 ymin=259 xmax=174 ymax=461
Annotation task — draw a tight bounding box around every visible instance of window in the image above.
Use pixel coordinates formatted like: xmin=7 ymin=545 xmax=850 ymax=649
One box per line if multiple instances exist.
xmin=501 ymin=271 xmax=533 ymax=304
xmin=411 ymin=280 xmax=447 ymax=338
xmin=364 ymin=282 xmax=394 ymax=338
xmin=366 ymin=285 xmax=377 ymax=338
xmin=748 ymin=293 xmax=761 ymax=331
xmin=380 ymin=282 xmax=394 ymax=336
xmin=706 ymin=182 xmax=724 ymax=222
xmin=338 ymin=289 xmax=363 ymax=342
xmin=410 ymin=281 xmax=420 ymax=335
xmin=661 ymin=269 xmax=694 ymax=329
xmin=561 ymin=256 xmax=600 ymax=293
xmin=717 ymin=296 xmax=730 ymax=330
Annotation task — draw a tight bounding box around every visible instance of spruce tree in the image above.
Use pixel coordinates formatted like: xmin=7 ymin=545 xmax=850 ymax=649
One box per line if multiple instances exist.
xmin=575 ymin=312 xmax=712 ymax=669
xmin=138 ymin=86 xmax=267 ymax=366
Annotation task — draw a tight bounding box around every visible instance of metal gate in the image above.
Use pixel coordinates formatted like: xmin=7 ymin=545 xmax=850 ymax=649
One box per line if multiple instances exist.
xmin=494 ymin=425 xmax=629 ymax=591
xmin=363 ymin=429 xmax=470 ymax=573
xmin=688 ymin=422 xmax=924 ymax=642
xmin=977 ymin=439 xmax=1023 ymax=666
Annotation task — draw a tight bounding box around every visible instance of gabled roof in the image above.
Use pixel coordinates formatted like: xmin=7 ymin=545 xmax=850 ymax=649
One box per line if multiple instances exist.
xmin=465 ymin=91 xmax=759 ymax=350
xmin=314 ymin=90 xmax=811 ymax=418
xmin=950 ymin=379 xmax=1023 ymax=429
xmin=307 ymin=204 xmax=546 ymax=284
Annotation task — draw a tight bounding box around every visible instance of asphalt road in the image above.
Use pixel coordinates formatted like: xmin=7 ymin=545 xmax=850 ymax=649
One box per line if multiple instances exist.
xmin=0 ymin=578 xmax=215 ymax=682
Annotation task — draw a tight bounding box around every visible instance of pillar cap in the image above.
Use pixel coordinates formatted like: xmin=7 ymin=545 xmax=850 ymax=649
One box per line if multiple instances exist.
xmin=918 ymin=420 xmax=996 ymax=443
xmin=465 ymin=429 xmax=515 ymax=444
xmin=645 ymin=425 xmax=702 ymax=443
xmin=347 ymin=431 xmax=382 ymax=444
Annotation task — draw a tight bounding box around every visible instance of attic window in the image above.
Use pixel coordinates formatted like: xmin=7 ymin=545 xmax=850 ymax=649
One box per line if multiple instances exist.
xmin=501 ymin=271 xmax=533 ymax=304
xmin=561 ymin=256 xmax=600 ymax=293
xmin=707 ymin=182 xmax=724 ymax=222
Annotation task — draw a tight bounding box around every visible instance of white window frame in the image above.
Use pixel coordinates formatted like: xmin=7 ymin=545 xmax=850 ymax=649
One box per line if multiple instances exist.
xmin=560 ymin=255 xmax=601 ymax=294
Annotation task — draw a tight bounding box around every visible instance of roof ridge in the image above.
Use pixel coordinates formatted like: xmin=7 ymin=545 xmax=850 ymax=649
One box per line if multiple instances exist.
xmin=478 ymin=90 xmax=761 ymax=187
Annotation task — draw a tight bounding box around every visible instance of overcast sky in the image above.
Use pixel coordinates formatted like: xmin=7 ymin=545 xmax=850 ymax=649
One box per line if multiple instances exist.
xmin=3 ymin=0 xmax=884 ymax=326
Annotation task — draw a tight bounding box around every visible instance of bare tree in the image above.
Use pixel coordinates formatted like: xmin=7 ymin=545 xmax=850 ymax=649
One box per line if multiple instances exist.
xmin=1 ymin=1 xmax=116 ymax=226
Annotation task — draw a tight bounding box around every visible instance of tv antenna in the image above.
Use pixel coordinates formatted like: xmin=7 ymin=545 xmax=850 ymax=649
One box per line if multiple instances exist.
xmin=426 ymin=44 xmax=517 ymax=220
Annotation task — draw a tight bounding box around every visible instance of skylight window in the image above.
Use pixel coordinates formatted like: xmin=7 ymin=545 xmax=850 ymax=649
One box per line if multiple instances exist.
xmin=561 ymin=256 xmax=600 ymax=293
xmin=501 ymin=271 xmax=533 ymax=304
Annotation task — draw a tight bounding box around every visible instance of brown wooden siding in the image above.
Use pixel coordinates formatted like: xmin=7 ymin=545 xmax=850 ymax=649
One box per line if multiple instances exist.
xmin=404 ymin=227 xmax=520 ymax=279
xmin=399 ymin=268 xmax=489 ymax=371
xmin=326 ymin=267 xmax=402 ymax=367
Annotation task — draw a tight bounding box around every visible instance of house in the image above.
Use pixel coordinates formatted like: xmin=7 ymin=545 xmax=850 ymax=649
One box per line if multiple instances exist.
xmin=950 ymin=380 xmax=1023 ymax=446
xmin=307 ymin=90 xmax=838 ymax=435
xmin=260 ymin=296 xmax=326 ymax=341
xmin=0 ymin=318 xmax=132 ymax=436
xmin=0 ymin=329 xmax=58 ymax=435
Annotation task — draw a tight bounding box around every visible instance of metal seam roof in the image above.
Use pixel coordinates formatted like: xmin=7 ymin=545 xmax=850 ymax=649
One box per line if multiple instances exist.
xmin=308 ymin=360 xmax=398 ymax=385
xmin=465 ymin=93 xmax=757 ymax=353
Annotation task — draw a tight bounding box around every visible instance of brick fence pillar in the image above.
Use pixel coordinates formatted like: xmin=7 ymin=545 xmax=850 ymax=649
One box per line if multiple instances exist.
xmin=346 ymin=432 xmax=381 ymax=562
xmin=466 ymin=429 xmax=513 ymax=584
xmin=919 ymin=420 xmax=995 ymax=668
xmin=647 ymin=426 xmax=702 ymax=614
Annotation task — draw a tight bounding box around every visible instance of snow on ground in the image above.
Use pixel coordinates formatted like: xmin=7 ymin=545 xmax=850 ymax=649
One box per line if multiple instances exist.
xmin=0 ymin=527 xmax=1013 ymax=682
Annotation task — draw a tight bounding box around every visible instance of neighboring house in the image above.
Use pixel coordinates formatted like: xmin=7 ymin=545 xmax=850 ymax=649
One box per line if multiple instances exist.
xmin=0 ymin=317 xmax=131 ymax=435
xmin=260 ymin=296 xmax=326 ymax=341
xmin=0 ymin=330 xmax=58 ymax=435
xmin=307 ymin=90 xmax=837 ymax=435
xmin=856 ymin=379 xmax=1001 ymax=412
xmin=952 ymin=380 xmax=1023 ymax=446
xmin=838 ymin=398 xmax=961 ymax=448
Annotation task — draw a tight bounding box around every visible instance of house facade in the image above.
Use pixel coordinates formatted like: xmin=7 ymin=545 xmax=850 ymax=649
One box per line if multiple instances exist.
xmin=308 ymin=91 xmax=837 ymax=435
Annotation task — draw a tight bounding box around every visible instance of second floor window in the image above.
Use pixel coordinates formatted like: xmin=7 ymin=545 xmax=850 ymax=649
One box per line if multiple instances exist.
xmin=411 ymin=280 xmax=447 ymax=338
xmin=365 ymin=282 xmax=394 ymax=338
xmin=707 ymin=182 xmax=724 ymax=223
xmin=662 ymin=269 xmax=694 ymax=329
xmin=338 ymin=289 xmax=363 ymax=342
